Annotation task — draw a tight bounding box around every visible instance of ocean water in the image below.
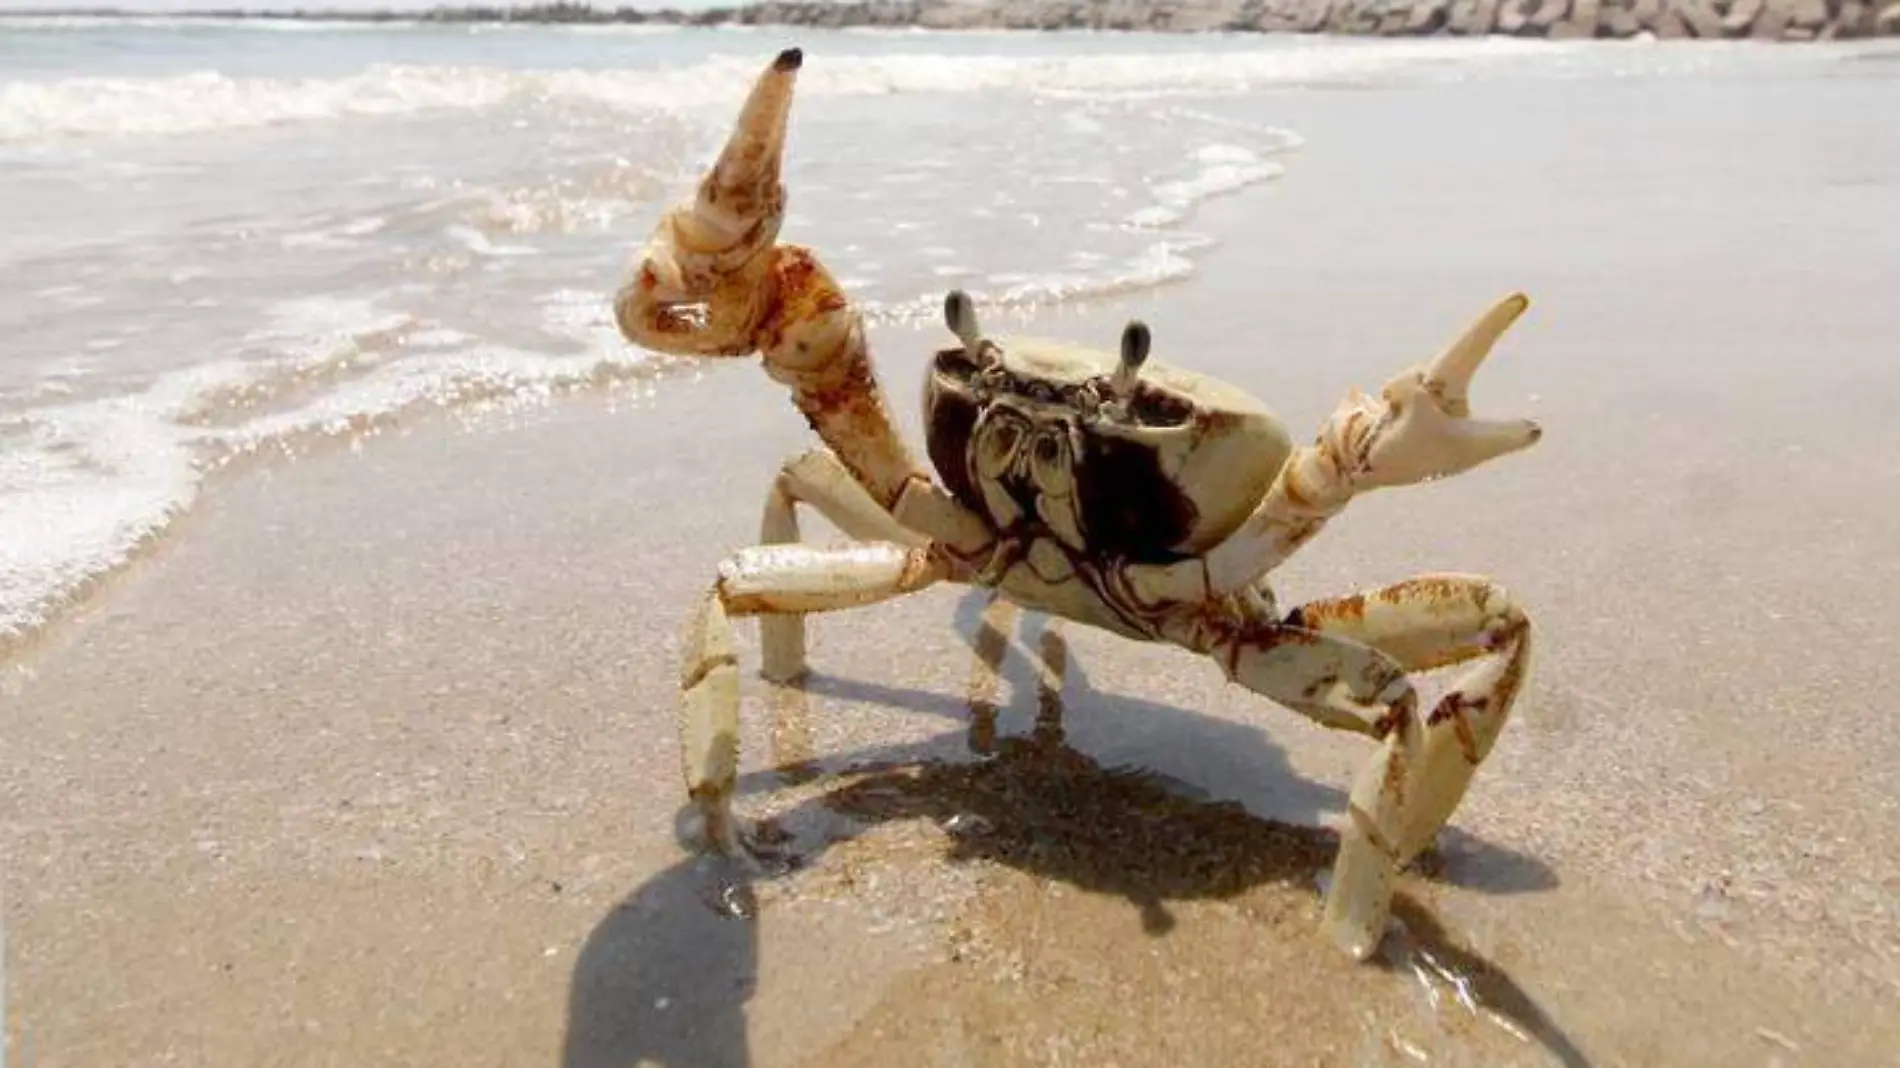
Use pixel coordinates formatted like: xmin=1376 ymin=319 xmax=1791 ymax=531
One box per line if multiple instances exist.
xmin=0 ymin=17 xmax=1870 ymax=648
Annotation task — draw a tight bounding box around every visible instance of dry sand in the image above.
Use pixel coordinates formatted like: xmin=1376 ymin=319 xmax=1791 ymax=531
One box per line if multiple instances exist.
xmin=7 ymin=61 xmax=1900 ymax=1068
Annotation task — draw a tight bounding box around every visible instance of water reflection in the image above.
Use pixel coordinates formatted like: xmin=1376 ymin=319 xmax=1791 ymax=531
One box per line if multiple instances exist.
xmin=563 ymin=591 xmax=1582 ymax=1068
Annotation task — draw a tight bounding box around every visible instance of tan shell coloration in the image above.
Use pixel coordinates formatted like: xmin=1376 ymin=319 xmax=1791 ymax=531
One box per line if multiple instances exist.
xmin=922 ymin=333 xmax=1295 ymax=564
xmin=620 ymin=49 xmax=1550 ymax=967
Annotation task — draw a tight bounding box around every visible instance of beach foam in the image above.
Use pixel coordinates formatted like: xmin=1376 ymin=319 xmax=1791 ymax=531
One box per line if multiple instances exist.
xmin=0 ymin=39 xmax=1565 ymax=143
xmin=0 ymin=290 xmax=659 ymax=649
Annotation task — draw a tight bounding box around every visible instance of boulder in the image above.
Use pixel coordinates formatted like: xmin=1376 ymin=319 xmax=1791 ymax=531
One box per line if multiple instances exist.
xmin=1550 ymin=0 xmax=1599 ymax=33
xmin=1377 ymin=0 xmax=1419 ymax=33
xmin=1722 ymin=0 xmax=1763 ymax=32
xmin=1531 ymin=0 xmax=1574 ymax=25
xmin=1677 ymin=0 xmax=1725 ymax=34
xmin=1600 ymin=0 xmax=1643 ymax=32
xmin=1752 ymin=0 xmax=1791 ymax=34
xmin=1298 ymin=0 xmax=1336 ymax=31
xmin=1404 ymin=0 xmax=1453 ymax=30
xmin=1828 ymin=0 xmax=1870 ymax=35
xmin=1326 ymin=0 xmax=1383 ymax=33
xmin=1882 ymin=1 xmax=1900 ymax=32
xmin=1496 ymin=0 xmax=1533 ymax=29
xmin=1651 ymin=5 xmax=1692 ymax=32
xmin=1446 ymin=0 xmax=1481 ymax=28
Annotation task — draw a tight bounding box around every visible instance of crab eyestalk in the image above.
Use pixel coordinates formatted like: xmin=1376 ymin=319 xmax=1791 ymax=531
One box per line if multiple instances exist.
xmin=944 ymin=289 xmax=997 ymax=366
xmin=1112 ymin=320 xmax=1151 ymax=398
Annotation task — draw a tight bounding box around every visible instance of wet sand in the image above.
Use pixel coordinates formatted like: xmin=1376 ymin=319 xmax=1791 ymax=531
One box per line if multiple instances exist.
xmin=8 ymin=55 xmax=1900 ymax=1067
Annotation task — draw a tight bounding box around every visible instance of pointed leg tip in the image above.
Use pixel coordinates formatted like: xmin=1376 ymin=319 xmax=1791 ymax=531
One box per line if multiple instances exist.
xmin=774 ymin=47 xmax=804 ymax=72
xmin=1327 ymin=920 xmax=1383 ymax=962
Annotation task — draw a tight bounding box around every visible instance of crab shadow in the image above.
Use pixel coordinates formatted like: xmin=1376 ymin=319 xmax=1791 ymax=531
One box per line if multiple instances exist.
xmin=561 ymin=590 xmax=1576 ymax=1068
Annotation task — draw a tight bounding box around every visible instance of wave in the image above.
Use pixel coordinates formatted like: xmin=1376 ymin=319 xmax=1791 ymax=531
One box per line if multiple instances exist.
xmin=0 ymin=96 xmax=1291 ymax=652
xmin=0 ymin=37 xmax=1562 ymax=142
xmin=0 ymin=292 xmax=660 ymax=652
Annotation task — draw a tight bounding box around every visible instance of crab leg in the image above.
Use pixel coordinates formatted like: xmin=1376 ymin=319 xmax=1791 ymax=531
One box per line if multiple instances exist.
xmin=1286 ymin=575 xmax=1534 ymax=960
xmin=614 ymin=48 xmax=927 ymax=511
xmin=758 ymin=447 xmax=930 ymax=683
xmin=681 ymin=541 xmax=951 ymax=860
xmin=1173 ymin=614 xmax=1415 ymax=741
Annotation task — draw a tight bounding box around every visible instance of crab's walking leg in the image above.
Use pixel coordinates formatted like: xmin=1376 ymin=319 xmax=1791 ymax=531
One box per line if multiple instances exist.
xmin=682 ymin=542 xmax=951 ymax=861
xmin=1286 ymin=575 xmax=1534 ymax=960
xmin=614 ymin=48 xmax=930 ymax=513
xmin=758 ymin=448 xmax=929 ymax=682
xmin=1177 ymin=615 xmax=1415 ymax=742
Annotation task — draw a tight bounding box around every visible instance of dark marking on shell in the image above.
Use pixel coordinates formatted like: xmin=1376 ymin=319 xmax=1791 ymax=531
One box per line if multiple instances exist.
xmin=1126 ymin=382 xmax=1193 ymax=428
xmin=923 ymin=374 xmax=984 ymax=513
xmin=1076 ymin=433 xmax=1199 ymax=564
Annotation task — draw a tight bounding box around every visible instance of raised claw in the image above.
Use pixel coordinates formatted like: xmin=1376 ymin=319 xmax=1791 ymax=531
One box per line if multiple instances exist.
xmin=613 ymin=48 xmax=802 ymax=356
xmin=1424 ymin=291 xmax=1528 ymax=418
xmin=1349 ymin=293 xmax=1543 ymax=492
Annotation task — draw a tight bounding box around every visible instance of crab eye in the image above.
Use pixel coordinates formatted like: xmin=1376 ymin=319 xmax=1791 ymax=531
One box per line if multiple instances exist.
xmin=1113 ymin=320 xmax=1151 ymax=397
xmin=1028 ymin=428 xmax=1074 ymax=498
xmin=944 ymin=288 xmax=997 ymax=367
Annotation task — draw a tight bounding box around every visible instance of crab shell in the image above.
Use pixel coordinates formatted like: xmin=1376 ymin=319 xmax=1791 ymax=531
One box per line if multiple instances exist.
xmin=923 ymin=335 xmax=1295 ymax=565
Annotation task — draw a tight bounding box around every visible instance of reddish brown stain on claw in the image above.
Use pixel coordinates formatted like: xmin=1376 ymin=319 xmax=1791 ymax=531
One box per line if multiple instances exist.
xmin=1387 ymin=575 xmax=1480 ymax=610
xmin=1301 ymin=593 xmax=1368 ymax=628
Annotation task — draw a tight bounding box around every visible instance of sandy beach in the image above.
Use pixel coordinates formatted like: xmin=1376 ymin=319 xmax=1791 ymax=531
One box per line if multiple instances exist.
xmin=7 ymin=31 xmax=1900 ymax=1068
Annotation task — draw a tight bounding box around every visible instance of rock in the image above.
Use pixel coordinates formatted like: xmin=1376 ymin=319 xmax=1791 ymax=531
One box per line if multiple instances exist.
xmin=1550 ymin=0 xmax=1598 ymax=34
xmin=1326 ymin=0 xmax=1382 ymax=33
xmin=1753 ymin=0 xmax=1791 ymax=34
xmin=1596 ymin=0 xmax=1642 ymax=33
xmin=1677 ymin=0 xmax=1725 ymax=34
xmin=1531 ymin=0 xmax=1573 ymax=26
xmin=1829 ymin=0 xmax=1870 ymax=35
xmin=1404 ymin=0 xmax=1452 ymax=31
xmin=1378 ymin=0 xmax=1418 ymax=33
xmin=1722 ymin=0 xmax=1763 ymax=32
xmin=1652 ymin=6 xmax=1691 ymax=32
xmin=630 ymin=0 xmax=1900 ymax=36
xmin=1788 ymin=0 xmax=1829 ymax=25
xmin=1298 ymin=0 xmax=1336 ymax=31
xmin=1446 ymin=0 xmax=1504 ymax=31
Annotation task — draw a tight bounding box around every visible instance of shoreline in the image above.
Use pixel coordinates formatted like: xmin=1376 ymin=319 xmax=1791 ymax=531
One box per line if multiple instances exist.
xmin=5 ymin=0 xmax=1898 ymax=43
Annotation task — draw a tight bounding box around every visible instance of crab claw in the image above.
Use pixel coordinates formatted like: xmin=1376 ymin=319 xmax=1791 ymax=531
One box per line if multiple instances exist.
xmin=686 ymin=46 xmax=802 ymax=266
xmin=614 ymin=48 xmax=804 ymax=356
xmin=1349 ymin=292 xmax=1543 ymax=492
xmin=1424 ymin=290 xmax=1529 ymax=419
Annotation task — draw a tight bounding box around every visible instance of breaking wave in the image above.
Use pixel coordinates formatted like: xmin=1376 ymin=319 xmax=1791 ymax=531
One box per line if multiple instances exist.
xmin=0 ymin=38 xmax=1561 ymax=143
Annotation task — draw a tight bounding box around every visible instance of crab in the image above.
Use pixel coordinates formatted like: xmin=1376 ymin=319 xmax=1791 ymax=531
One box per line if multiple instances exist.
xmin=613 ymin=47 xmax=1544 ymax=961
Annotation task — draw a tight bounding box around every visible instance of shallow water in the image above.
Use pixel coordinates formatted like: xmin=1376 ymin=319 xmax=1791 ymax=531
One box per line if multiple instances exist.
xmin=0 ymin=17 xmax=1874 ymax=652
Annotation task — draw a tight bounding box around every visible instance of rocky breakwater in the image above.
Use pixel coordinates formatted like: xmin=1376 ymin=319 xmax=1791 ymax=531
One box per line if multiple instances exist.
xmin=686 ymin=0 xmax=1900 ymax=39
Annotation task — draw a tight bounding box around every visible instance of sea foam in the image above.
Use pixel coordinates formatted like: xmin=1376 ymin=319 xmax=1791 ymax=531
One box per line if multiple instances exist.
xmin=0 ymin=38 xmax=1561 ymax=143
